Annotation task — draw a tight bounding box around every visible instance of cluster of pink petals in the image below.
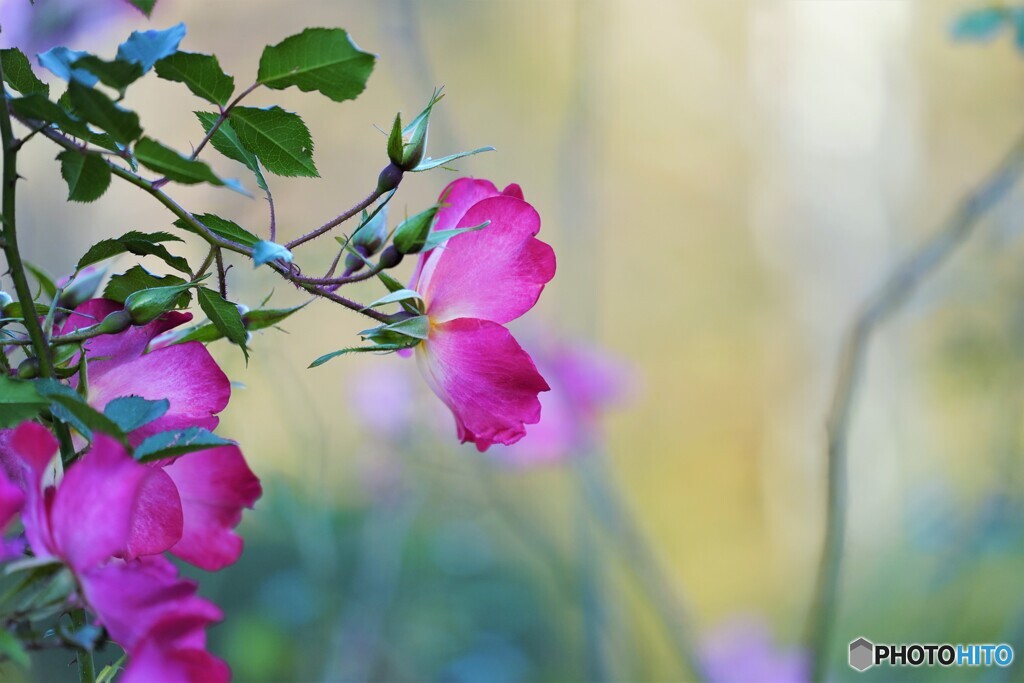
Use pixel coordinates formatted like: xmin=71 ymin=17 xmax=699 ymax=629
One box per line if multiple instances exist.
xmin=410 ymin=178 xmax=557 ymax=451
xmin=0 ymin=425 xmax=230 ymax=682
xmin=0 ymin=298 xmax=261 ymax=681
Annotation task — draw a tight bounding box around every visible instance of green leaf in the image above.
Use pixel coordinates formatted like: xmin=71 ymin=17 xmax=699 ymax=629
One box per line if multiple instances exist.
xmin=134 ymin=427 xmax=234 ymax=462
xmin=360 ymin=315 xmax=430 ymax=342
xmin=34 ymin=379 xmax=125 ymax=440
xmin=421 ymin=220 xmax=490 ymax=252
xmin=0 ymin=627 xmax=30 ymax=668
xmin=10 ymin=93 xmax=75 ymax=127
xmin=229 ymin=106 xmax=317 ymax=177
xmin=96 ymin=655 xmax=127 ymax=683
xmin=116 ymin=23 xmax=187 ymax=72
xmin=309 ymin=343 xmax=412 ymax=368
xmin=124 ymin=0 xmax=156 ymax=16
xmin=155 ymin=52 xmax=234 ymax=107
xmin=392 ymin=206 xmax=439 ymax=254
xmin=25 ymin=262 xmax=58 ymax=301
xmin=173 ymin=213 xmax=260 ymax=248
xmin=413 ymin=146 xmax=495 ymax=172
xmin=195 ymin=112 xmax=266 ymax=190
xmin=58 ymin=151 xmax=111 ymax=203
xmin=160 ymin=321 xmax=223 ymax=345
xmin=1 ymin=301 xmax=57 ymax=319
xmin=104 ymin=266 xmax=189 ymax=305
xmin=252 ymin=240 xmax=293 ymax=267
xmin=124 ymin=278 xmax=201 ymax=324
xmin=134 ymin=137 xmax=224 ymax=186
xmin=362 ymin=288 xmax=422 ymax=311
xmin=0 ymin=376 xmax=47 ymax=428
xmin=386 ymin=113 xmax=403 ymax=166
xmin=197 ymin=287 xmax=248 ymax=361
xmin=9 ymin=93 xmax=118 ymax=151
xmin=0 ymin=48 xmax=48 ymax=95
xmin=257 ymin=28 xmax=375 ymax=103
xmin=67 ymin=81 xmax=142 ymax=146
xmin=77 ymin=230 xmax=189 ymax=274
xmin=103 ymin=396 xmax=170 ymax=432
xmin=244 ymin=302 xmax=308 ymax=331
xmin=38 ymin=47 xmax=99 ymax=86
xmin=376 ymin=270 xmax=407 ymax=295
xmin=71 ymin=55 xmax=144 ymax=95
xmin=395 ymin=88 xmax=444 ymax=169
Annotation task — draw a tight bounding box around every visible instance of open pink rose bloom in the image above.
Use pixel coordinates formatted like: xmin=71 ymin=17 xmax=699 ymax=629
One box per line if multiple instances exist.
xmin=0 ymin=299 xmax=261 ymax=681
xmin=409 ymin=178 xmax=557 ymax=451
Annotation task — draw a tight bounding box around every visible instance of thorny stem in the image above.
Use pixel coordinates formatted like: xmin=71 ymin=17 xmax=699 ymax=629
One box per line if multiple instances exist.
xmin=195 ymin=246 xmax=217 ymax=280
xmin=267 ymin=189 xmax=277 ymax=242
xmin=69 ymin=608 xmax=95 ymax=683
xmin=214 ymin=248 xmax=227 ymax=298
xmin=11 ymin=113 xmax=393 ymax=324
xmin=806 ymin=131 xmax=1024 ymax=682
xmin=0 ymin=74 xmax=93 ymax=683
xmin=285 ymin=186 xmax=388 ymax=250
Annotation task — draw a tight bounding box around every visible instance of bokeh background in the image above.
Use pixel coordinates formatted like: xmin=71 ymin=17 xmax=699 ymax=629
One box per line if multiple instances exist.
xmin=5 ymin=0 xmax=1024 ymax=681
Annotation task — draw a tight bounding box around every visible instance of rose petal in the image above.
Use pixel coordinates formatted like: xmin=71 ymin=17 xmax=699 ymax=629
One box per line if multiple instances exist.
xmin=87 ymin=342 xmax=230 ymax=444
xmin=410 ymin=178 xmax=523 ymax=289
xmin=417 ymin=318 xmax=549 ymax=451
xmin=0 ymin=462 xmax=23 ymax=531
xmin=0 ymin=423 xmax=58 ymax=558
xmin=164 ymin=446 xmax=262 ymax=571
xmin=80 ymin=555 xmax=221 ymax=653
xmin=51 ymin=435 xmax=181 ymax=570
xmin=418 ymin=196 xmax=555 ymax=325
xmin=125 ymin=468 xmax=185 ymax=561
xmin=122 ymin=617 xmax=231 ymax=683
xmin=60 ymin=299 xmax=192 ymax=380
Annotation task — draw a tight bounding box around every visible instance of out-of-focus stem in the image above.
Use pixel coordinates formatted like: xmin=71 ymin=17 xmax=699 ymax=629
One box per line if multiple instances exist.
xmin=69 ymin=608 xmax=95 ymax=683
xmin=806 ymin=131 xmax=1024 ymax=682
xmin=579 ymin=452 xmax=705 ymax=682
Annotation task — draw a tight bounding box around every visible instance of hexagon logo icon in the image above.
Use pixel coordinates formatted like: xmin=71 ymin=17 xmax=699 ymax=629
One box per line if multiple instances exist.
xmin=849 ymin=637 xmax=874 ymax=672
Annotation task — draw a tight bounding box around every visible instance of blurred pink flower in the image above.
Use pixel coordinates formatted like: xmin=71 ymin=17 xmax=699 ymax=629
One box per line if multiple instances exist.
xmin=490 ymin=341 xmax=632 ymax=467
xmin=347 ymin=362 xmax=417 ymax=435
xmin=700 ymin=617 xmax=808 ymax=683
xmin=60 ymin=298 xmax=262 ymax=571
xmin=410 ymin=178 xmax=556 ymax=452
xmin=0 ymin=0 xmax=137 ymax=55
xmin=0 ymin=422 xmax=229 ymax=682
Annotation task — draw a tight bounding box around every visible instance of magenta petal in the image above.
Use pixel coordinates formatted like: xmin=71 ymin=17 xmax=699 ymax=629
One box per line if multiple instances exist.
xmin=87 ymin=342 xmax=230 ymax=443
xmin=81 ymin=555 xmax=222 ymax=653
xmin=0 ymin=464 xmax=23 ymax=531
xmin=419 ymin=196 xmax=556 ymax=325
xmin=122 ymin=618 xmax=231 ymax=683
xmin=0 ymin=422 xmax=57 ymax=490
xmin=410 ymin=178 xmax=523 ymax=289
xmin=164 ymin=445 xmax=262 ymax=571
xmin=125 ymin=469 xmax=184 ymax=561
xmin=60 ymin=299 xmax=192 ymax=379
xmin=434 ymin=177 xmax=502 ymax=232
xmin=417 ymin=318 xmax=550 ymax=451
xmin=52 ymin=435 xmax=181 ymax=570
xmin=0 ymin=423 xmax=58 ymax=558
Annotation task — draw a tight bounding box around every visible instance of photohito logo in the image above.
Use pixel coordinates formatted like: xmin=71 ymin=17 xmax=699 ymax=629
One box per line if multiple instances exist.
xmin=848 ymin=637 xmax=1013 ymax=672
